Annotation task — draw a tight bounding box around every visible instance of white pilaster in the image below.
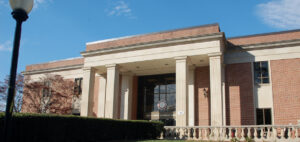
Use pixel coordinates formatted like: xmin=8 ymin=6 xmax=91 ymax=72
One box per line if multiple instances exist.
xmin=175 ymin=56 xmax=189 ymax=126
xmin=209 ymin=52 xmax=224 ymax=126
xmin=105 ymin=64 xmax=120 ymax=119
xmin=120 ymin=73 xmax=133 ymax=120
xmin=80 ymin=67 xmax=95 ymax=117
xmin=97 ymin=74 xmax=107 ymax=118
xmin=188 ymin=66 xmax=195 ymax=126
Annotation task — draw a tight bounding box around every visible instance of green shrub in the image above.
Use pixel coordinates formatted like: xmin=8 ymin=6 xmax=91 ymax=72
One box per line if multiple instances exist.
xmin=0 ymin=113 xmax=164 ymax=142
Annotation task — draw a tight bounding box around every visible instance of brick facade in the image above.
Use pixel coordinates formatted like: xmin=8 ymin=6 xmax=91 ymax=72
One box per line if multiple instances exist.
xmin=271 ymin=58 xmax=300 ymax=125
xmin=225 ymin=63 xmax=255 ymax=125
xmin=86 ymin=24 xmax=220 ymax=51
xmin=195 ymin=66 xmax=210 ymax=126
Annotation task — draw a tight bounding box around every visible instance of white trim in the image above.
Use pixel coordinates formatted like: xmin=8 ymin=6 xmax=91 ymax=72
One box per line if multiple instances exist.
xmin=268 ymin=60 xmax=275 ymax=125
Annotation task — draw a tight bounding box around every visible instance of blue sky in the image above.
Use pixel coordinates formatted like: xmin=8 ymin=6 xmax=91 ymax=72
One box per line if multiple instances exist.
xmin=1 ymin=0 xmax=300 ymax=81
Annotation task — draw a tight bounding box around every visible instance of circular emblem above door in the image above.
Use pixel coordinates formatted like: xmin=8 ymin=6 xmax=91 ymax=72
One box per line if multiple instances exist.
xmin=157 ymin=101 xmax=167 ymax=110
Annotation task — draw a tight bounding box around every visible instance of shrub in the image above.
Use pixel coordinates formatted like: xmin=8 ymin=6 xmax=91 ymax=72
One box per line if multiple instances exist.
xmin=0 ymin=113 xmax=164 ymax=142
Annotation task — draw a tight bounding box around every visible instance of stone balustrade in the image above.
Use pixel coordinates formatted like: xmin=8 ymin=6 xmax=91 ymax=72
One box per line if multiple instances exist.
xmin=161 ymin=125 xmax=300 ymax=141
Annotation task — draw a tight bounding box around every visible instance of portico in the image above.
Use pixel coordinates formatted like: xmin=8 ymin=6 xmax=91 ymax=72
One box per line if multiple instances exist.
xmin=80 ymin=28 xmax=226 ymax=126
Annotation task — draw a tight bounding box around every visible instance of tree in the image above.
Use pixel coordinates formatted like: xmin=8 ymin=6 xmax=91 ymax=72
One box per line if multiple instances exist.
xmin=0 ymin=73 xmax=24 ymax=112
xmin=22 ymin=74 xmax=76 ymax=114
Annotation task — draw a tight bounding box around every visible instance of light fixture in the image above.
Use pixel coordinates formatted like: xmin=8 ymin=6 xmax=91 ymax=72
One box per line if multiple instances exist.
xmin=4 ymin=0 xmax=34 ymax=142
xmin=203 ymin=88 xmax=208 ymax=98
xmin=10 ymin=0 xmax=34 ymax=14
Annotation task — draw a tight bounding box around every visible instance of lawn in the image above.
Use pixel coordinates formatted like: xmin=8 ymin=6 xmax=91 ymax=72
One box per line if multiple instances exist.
xmin=108 ymin=140 xmax=206 ymax=142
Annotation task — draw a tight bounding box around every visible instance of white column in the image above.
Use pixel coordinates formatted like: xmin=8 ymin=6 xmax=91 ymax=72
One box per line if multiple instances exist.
xmin=80 ymin=67 xmax=95 ymax=117
xmin=105 ymin=64 xmax=120 ymax=119
xmin=120 ymin=73 xmax=133 ymax=120
xmin=209 ymin=52 xmax=224 ymax=126
xmin=175 ymin=56 xmax=189 ymax=126
xmin=97 ymin=74 xmax=107 ymax=118
xmin=188 ymin=66 xmax=195 ymax=126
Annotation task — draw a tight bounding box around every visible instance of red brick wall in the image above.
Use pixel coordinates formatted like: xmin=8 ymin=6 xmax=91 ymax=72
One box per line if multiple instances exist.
xmin=86 ymin=24 xmax=220 ymax=51
xmin=271 ymin=58 xmax=300 ymax=125
xmin=195 ymin=66 xmax=210 ymax=126
xmin=225 ymin=63 xmax=255 ymax=125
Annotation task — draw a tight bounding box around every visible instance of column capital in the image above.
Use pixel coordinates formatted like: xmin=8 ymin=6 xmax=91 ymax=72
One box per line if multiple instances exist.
xmin=174 ymin=56 xmax=188 ymax=60
xmin=106 ymin=64 xmax=118 ymax=69
xmin=96 ymin=73 xmax=107 ymax=77
xmin=208 ymin=52 xmax=222 ymax=57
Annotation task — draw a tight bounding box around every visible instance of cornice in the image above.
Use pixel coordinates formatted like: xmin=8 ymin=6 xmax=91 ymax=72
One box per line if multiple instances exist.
xmin=81 ymin=32 xmax=224 ymax=57
xmin=228 ymin=39 xmax=300 ymax=52
xmin=22 ymin=64 xmax=83 ymax=75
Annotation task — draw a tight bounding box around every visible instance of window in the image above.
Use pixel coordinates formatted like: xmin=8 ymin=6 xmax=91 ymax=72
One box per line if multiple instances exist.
xmin=254 ymin=61 xmax=270 ymax=84
xmin=256 ymin=108 xmax=272 ymax=125
xmin=42 ymin=81 xmax=51 ymax=97
xmin=74 ymin=78 xmax=83 ymax=95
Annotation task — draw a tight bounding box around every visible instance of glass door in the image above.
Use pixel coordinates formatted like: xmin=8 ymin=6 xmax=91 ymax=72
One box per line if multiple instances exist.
xmin=137 ymin=74 xmax=176 ymax=126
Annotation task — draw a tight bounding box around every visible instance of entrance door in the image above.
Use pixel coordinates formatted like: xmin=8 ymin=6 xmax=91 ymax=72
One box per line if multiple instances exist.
xmin=137 ymin=74 xmax=176 ymax=126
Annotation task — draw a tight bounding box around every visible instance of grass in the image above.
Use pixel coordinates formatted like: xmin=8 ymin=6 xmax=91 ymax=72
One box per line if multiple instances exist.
xmin=108 ymin=140 xmax=207 ymax=142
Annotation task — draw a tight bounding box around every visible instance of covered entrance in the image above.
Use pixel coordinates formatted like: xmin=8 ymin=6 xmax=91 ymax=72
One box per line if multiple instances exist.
xmin=137 ymin=74 xmax=176 ymax=126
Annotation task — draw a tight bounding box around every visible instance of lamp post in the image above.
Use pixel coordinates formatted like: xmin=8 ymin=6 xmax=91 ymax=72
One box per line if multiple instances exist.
xmin=4 ymin=0 xmax=33 ymax=141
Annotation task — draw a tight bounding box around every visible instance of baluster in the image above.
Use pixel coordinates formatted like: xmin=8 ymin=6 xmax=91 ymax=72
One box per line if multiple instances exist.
xmin=273 ymin=127 xmax=278 ymax=141
xmin=280 ymin=127 xmax=284 ymax=139
xmin=247 ymin=128 xmax=251 ymax=139
xmin=193 ymin=128 xmax=197 ymax=140
xmin=234 ymin=128 xmax=238 ymax=138
xmin=240 ymin=128 xmax=245 ymax=141
xmin=160 ymin=130 xmax=164 ymax=139
xmin=229 ymin=128 xmax=232 ymax=140
xmin=198 ymin=128 xmax=202 ymax=140
xmin=267 ymin=127 xmax=271 ymax=140
xmin=204 ymin=128 xmax=208 ymax=140
xmin=171 ymin=128 xmax=176 ymax=139
xmin=254 ymin=128 xmax=258 ymax=140
xmin=187 ymin=128 xmax=191 ymax=140
xmin=180 ymin=128 xmax=184 ymax=139
xmin=260 ymin=127 xmax=264 ymax=140
xmin=288 ymin=127 xmax=291 ymax=140
xmin=213 ymin=127 xmax=217 ymax=140
xmin=295 ymin=127 xmax=299 ymax=139
xmin=176 ymin=128 xmax=179 ymax=139
xmin=223 ymin=128 xmax=227 ymax=141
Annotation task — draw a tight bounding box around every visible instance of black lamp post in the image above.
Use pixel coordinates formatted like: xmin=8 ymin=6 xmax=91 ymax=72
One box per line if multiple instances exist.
xmin=4 ymin=0 xmax=33 ymax=142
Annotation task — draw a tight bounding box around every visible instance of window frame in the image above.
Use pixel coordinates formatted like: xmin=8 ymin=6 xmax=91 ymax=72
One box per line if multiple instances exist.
xmin=74 ymin=78 xmax=83 ymax=96
xmin=256 ymin=108 xmax=272 ymax=125
xmin=253 ymin=61 xmax=270 ymax=84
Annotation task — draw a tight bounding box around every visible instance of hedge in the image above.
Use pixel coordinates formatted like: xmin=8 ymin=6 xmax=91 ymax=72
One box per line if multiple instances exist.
xmin=0 ymin=113 xmax=164 ymax=142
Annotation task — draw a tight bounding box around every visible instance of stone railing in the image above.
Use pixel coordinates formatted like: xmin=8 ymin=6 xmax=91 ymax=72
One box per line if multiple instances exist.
xmin=161 ymin=125 xmax=300 ymax=141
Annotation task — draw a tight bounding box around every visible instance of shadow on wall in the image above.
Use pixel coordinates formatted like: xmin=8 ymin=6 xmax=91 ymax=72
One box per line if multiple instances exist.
xmin=225 ymin=42 xmax=256 ymax=126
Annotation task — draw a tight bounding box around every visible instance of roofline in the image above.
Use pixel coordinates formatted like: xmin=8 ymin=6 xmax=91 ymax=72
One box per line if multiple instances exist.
xmin=26 ymin=57 xmax=83 ymax=67
xmin=81 ymin=32 xmax=224 ymax=57
xmin=228 ymin=29 xmax=300 ymax=40
xmin=86 ymin=23 xmax=220 ymax=46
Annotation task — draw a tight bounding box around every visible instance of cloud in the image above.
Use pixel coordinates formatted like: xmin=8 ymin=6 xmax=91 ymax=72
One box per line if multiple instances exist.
xmin=33 ymin=0 xmax=53 ymax=9
xmin=257 ymin=0 xmax=300 ymax=29
xmin=0 ymin=41 xmax=12 ymax=52
xmin=106 ymin=0 xmax=136 ymax=19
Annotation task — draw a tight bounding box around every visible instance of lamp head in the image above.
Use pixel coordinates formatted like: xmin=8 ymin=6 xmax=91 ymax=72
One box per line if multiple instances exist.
xmin=9 ymin=0 xmax=34 ymax=14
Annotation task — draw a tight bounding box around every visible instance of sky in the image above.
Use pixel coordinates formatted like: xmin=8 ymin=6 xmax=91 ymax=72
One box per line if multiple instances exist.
xmin=1 ymin=0 xmax=300 ymax=81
